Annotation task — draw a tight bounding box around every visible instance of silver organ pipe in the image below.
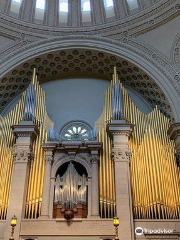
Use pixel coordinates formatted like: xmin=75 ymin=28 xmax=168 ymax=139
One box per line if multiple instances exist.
xmin=54 ymin=162 xmax=87 ymax=210
xmin=112 ymin=81 xmax=123 ymax=120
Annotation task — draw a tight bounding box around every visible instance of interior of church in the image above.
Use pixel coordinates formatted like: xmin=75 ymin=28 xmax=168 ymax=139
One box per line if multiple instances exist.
xmin=0 ymin=0 xmax=180 ymax=240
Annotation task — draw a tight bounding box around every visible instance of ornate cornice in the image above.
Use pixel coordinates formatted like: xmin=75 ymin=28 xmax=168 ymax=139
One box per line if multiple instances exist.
xmin=107 ymin=120 xmax=134 ymax=137
xmin=12 ymin=122 xmax=39 ymax=141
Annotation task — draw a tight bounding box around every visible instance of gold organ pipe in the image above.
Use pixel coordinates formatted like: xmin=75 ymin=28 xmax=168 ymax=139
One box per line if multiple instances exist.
xmin=25 ymin=75 xmax=51 ymax=219
xmin=96 ymin=66 xmax=179 ymax=219
xmin=0 ymin=91 xmax=26 ymax=219
xmin=0 ymin=69 xmax=52 ymax=220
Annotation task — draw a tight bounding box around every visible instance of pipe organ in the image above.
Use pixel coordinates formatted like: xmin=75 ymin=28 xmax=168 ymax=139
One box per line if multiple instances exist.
xmin=0 ymin=93 xmax=26 ymax=220
xmin=96 ymin=67 xmax=180 ymax=219
xmin=0 ymin=65 xmax=179 ymax=224
xmin=0 ymin=69 xmax=53 ymax=220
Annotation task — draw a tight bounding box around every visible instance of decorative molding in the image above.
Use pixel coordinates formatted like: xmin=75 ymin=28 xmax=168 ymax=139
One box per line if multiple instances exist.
xmin=44 ymin=152 xmax=53 ymax=165
xmin=12 ymin=123 xmax=39 ymax=141
xmin=172 ymin=32 xmax=180 ymax=71
xmin=52 ymin=152 xmax=92 ymax=178
xmin=12 ymin=148 xmax=34 ymax=164
xmin=0 ymin=0 xmax=179 ymax=38
xmin=0 ymin=35 xmax=179 ymax=120
xmin=90 ymin=155 xmax=99 ymax=164
xmin=111 ymin=148 xmax=131 ymax=163
xmin=110 ymin=130 xmax=132 ymax=137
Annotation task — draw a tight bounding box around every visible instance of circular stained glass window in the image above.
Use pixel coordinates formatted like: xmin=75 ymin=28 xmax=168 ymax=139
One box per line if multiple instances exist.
xmin=60 ymin=121 xmax=92 ymax=141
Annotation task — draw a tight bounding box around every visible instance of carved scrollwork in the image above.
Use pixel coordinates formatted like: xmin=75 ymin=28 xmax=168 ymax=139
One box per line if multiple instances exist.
xmin=12 ymin=148 xmax=34 ymax=164
xmin=111 ymin=148 xmax=131 ymax=163
xmin=44 ymin=151 xmax=54 ymax=165
xmin=90 ymin=155 xmax=99 ymax=164
xmin=44 ymin=156 xmax=53 ymax=165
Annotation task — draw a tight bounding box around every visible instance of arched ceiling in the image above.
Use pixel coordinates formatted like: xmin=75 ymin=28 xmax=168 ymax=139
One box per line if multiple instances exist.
xmin=0 ymin=0 xmax=174 ymax=32
xmin=0 ymin=48 xmax=172 ymax=119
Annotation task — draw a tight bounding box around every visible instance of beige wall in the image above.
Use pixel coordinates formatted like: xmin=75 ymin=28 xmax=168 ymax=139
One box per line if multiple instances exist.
xmin=137 ymin=15 xmax=180 ymax=59
xmin=134 ymin=220 xmax=180 ymax=239
xmin=0 ymin=221 xmax=5 ymax=240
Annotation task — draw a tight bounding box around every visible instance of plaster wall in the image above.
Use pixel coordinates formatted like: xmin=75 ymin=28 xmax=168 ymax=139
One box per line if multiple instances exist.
xmin=0 ymin=35 xmax=14 ymax=51
xmin=0 ymin=221 xmax=5 ymax=240
xmin=137 ymin=15 xmax=180 ymax=58
xmin=19 ymin=219 xmax=180 ymax=239
xmin=41 ymin=78 xmax=152 ymax=132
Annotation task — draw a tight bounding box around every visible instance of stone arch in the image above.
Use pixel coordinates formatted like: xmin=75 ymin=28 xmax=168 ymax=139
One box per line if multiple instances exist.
xmin=52 ymin=154 xmax=92 ymax=178
xmin=172 ymin=32 xmax=180 ymax=69
xmin=0 ymin=35 xmax=180 ymax=121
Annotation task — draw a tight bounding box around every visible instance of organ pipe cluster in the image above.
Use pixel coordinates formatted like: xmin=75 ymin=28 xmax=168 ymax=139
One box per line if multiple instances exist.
xmin=23 ymin=82 xmax=36 ymax=121
xmin=0 ymin=93 xmax=26 ymax=220
xmin=96 ymin=66 xmax=180 ymax=219
xmin=25 ymin=70 xmax=53 ymax=219
xmin=0 ymin=69 xmax=53 ymax=220
xmin=95 ymin=69 xmax=119 ymax=218
xmin=54 ymin=162 xmax=87 ymax=210
xmin=112 ymin=81 xmax=123 ymax=120
xmin=121 ymin=78 xmax=180 ymax=219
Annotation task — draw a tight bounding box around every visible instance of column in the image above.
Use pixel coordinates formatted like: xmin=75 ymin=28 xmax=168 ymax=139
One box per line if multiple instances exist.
xmin=168 ymin=122 xmax=180 ymax=167
xmin=4 ymin=121 xmax=38 ymax=240
xmin=107 ymin=120 xmax=134 ymax=240
xmin=91 ymin=151 xmax=100 ymax=218
xmin=87 ymin=177 xmax=92 ymax=218
xmin=40 ymin=144 xmax=56 ymax=219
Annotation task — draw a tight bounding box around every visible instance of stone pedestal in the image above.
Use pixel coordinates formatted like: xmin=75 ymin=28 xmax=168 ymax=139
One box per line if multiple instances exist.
xmin=4 ymin=121 xmax=38 ymax=240
xmin=40 ymin=143 xmax=56 ymax=219
xmin=91 ymin=151 xmax=100 ymax=218
xmin=107 ymin=120 xmax=134 ymax=240
xmin=168 ymin=122 xmax=180 ymax=167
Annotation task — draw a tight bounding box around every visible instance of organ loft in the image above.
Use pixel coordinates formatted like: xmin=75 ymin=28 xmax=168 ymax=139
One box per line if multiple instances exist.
xmin=0 ymin=0 xmax=180 ymax=239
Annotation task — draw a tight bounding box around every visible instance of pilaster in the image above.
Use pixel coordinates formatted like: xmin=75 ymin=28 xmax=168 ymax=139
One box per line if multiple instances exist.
xmin=40 ymin=143 xmax=57 ymax=219
xmin=90 ymin=151 xmax=100 ymax=218
xmin=4 ymin=121 xmax=38 ymax=240
xmin=168 ymin=122 xmax=180 ymax=167
xmin=107 ymin=120 xmax=134 ymax=240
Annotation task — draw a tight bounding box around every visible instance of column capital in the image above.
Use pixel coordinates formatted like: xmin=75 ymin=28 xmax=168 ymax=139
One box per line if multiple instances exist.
xmin=107 ymin=120 xmax=133 ymax=137
xmin=90 ymin=154 xmax=99 ymax=164
xmin=44 ymin=151 xmax=54 ymax=165
xmin=12 ymin=147 xmax=34 ymax=164
xmin=111 ymin=148 xmax=131 ymax=163
xmin=42 ymin=142 xmax=57 ymax=165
